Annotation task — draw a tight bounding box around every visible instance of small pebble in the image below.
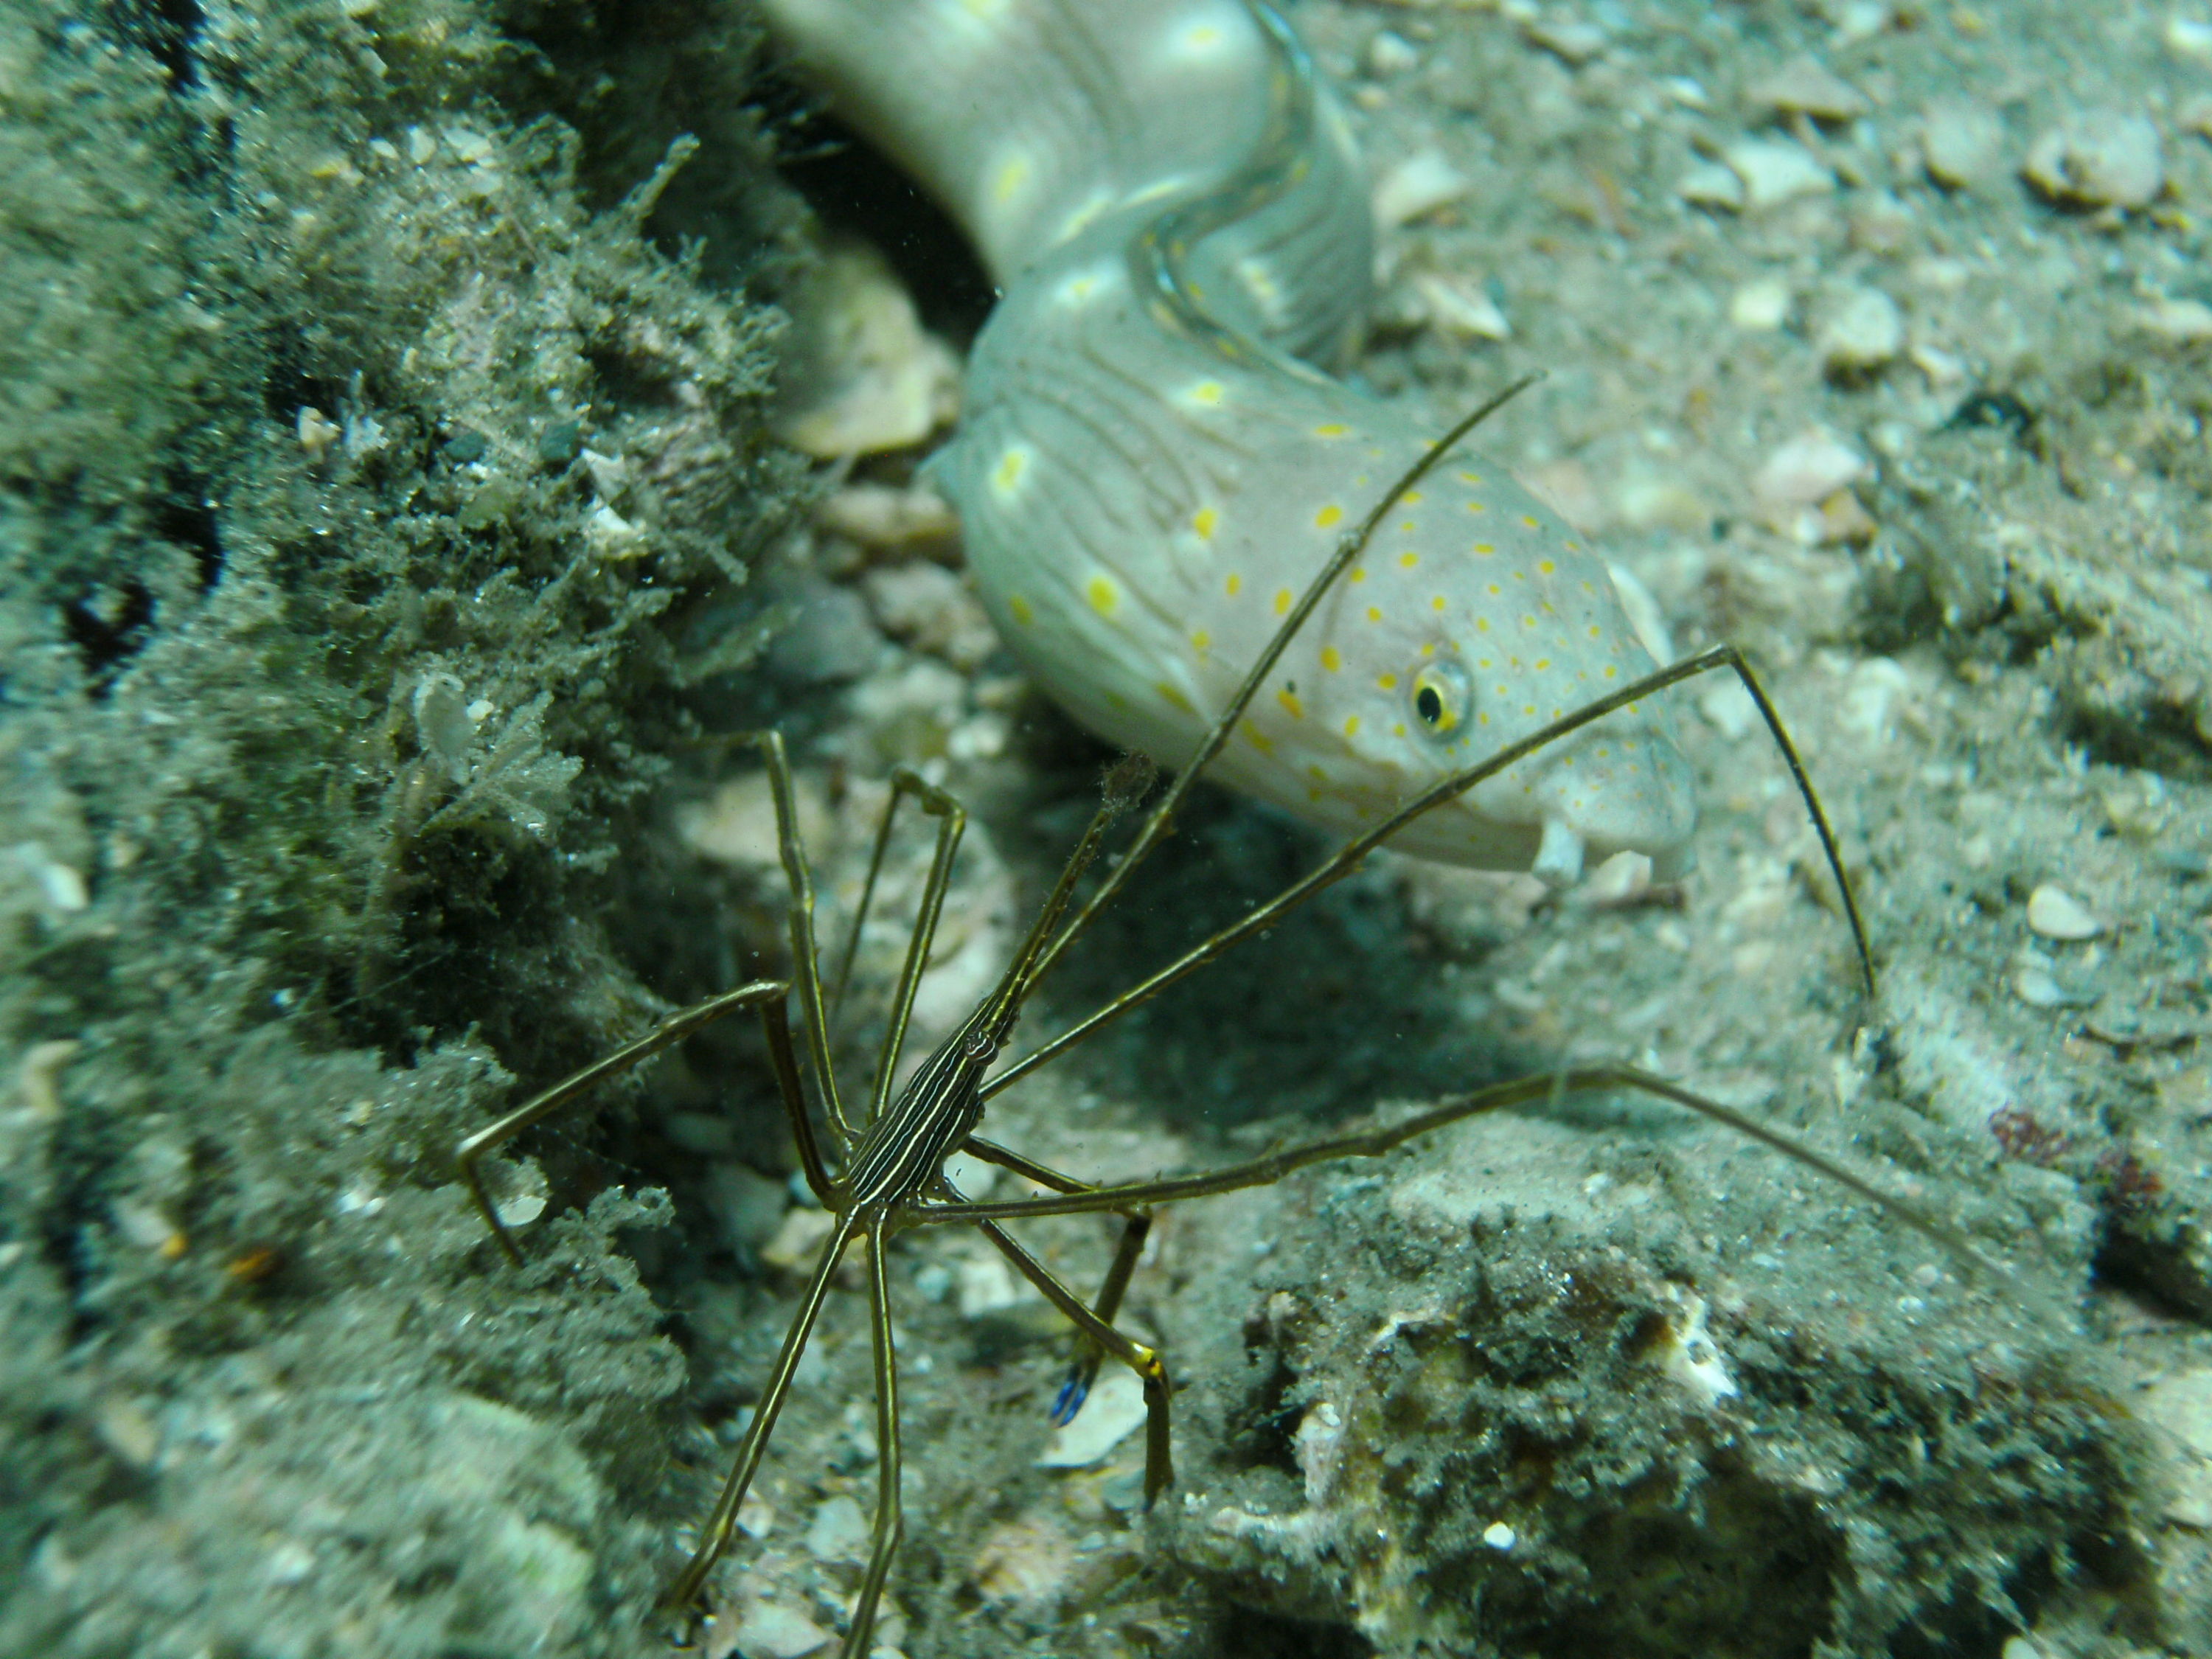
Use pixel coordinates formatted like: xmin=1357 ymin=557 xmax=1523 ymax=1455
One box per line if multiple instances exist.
xmin=9 ymin=842 xmax=89 ymax=916
xmin=1523 ymin=15 xmax=1608 ymax=66
xmin=1676 ymin=161 xmax=1746 ymax=212
xmin=703 ymin=1163 xmax=786 ymax=1252
xmin=1846 ymin=191 xmax=1915 ymax=257
xmin=1613 ymin=477 xmax=1705 ymax=533
xmin=1728 ymin=277 xmax=1792 ymax=332
xmin=1919 ymin=100 xmax=2005 ymax=190
xmin=731 ymin=1599 xmax=832 ymax=1659
xmin=2129 ymin=295 xmax=2212 ymax=348
xmin=1816 ymin=286 xmax=1905 ymax=379
xmin=860 ymin=563 xmax=999 ymax=671
xmin=2023 ymin=112 xmax=2163 ymax=209
xmin=16 ymin=1039 xmax=79 ymax=1120
xmin=2165 ymin=15 xmax=2212 ymax=63
xmin=913 ymin=1262 xmax=953 ymax=1303
xmin=804 ymin=1494 xmax=870 ymax=1563
xmin=2085 ymin=1004 xmax=2208 ymax=1049
xmin=2137 ymin=1368 xmax=2212 ymax=1526
xmin=971 ymin=1515 xmax=1076 ymax=1607
xmin=2011 ymin=967 xmax=2096 ymax=1010
xmin=1752 ymin=429 xmax=1868 ymax=514
xmin=2025 ymin=884 xmax=2104 ymax=940
xmin=1747 ymin=57 xmax=1869 ymax=123
xmin=760 ymin=1205 xmax=838 ymax=1273
xmin=679 ymin=769 xmax=833 ymax=873
xmin=1365 ymin=29 xmax=1419 ymax=77
xmin=1481 ymin=1520 xmax=1517 ymax=1551
xmin=957 ymin=1253 xmax=1022 ymax=1318
xmin=1696 ymin=679 xmax=1760 ymax=741
xmin=1829 ymin=1 xmax=1889 ymax=46
xmin=817 ymin=481 xmax=959 ymax=552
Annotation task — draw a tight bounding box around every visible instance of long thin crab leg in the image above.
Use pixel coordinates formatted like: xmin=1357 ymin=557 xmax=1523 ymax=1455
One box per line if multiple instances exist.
xmin=664 ymin=1212 xmax=860 ymax=1611
xmin=749 ymin=729 xmax=858 ymax=1149
xmin=840 ymin=1213 xmax=904 ymax=1659
xmin=844 ymin=768 xmax=967 ymax=1129
xmin=973 ymin=1217 xmax=1177 ymax=1502
xmin=456 ymin=981 xmax=815 ymax=1261
xmin=928 ymin=1065 xmax=1992 ymax=1281
xmin=958 ymin=1135 xmax=1155 ymax=1422
xmin=984 ymin=644 xmax=1869 ymax=1103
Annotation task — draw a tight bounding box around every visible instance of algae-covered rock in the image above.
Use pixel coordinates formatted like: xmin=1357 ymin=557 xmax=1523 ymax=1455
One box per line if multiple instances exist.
xmin=0 ymin=0 xmax=804 ymax=1653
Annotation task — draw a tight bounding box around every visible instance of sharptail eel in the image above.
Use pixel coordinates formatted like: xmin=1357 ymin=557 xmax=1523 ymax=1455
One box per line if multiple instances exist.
xmin=764 ymin=0 xmax=1696 ymax=879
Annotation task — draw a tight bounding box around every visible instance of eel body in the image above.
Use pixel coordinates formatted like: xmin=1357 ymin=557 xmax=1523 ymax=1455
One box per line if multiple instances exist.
xmin=763 ymin=0 xmax=1697 ymax=877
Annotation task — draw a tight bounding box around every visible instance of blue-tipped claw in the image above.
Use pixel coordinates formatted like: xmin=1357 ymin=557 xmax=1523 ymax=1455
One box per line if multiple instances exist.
xmin=1049 ymin=1371 xmax=1090 ymax=1426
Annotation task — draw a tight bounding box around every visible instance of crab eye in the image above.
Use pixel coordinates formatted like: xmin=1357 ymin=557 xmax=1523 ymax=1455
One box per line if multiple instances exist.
xmin=1410 ymin=660 xmax=1472 ymax=737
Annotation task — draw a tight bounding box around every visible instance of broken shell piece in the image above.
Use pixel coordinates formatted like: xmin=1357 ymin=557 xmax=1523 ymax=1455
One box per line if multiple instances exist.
xmin=1655 ymin=1292 xmax=1738 ymax=1406
xmin=494 ymin=1192 xmax=546 ymax=1228
xmin=583 ymin=501 xmax=646 ymax=559
xmin=1411 ymin=271 xmax=1512 ymax=341
xmin=2026 ymin=883 xmax=2104 ymax=940
xmin=1578 ymin=850 xmax=1654 ymax=907
xmin=296 ymin=406 xmax=341 ymax=458
xmin=1293 ymin=1401 xmax=1346 ymax=1503
xmin=1371 ymin=149 xmax=1471 ymax=231
xmin=1722 ymin=139 xmax=1834 ymax=210
xmin=1604 ymin=562 xmax=1674 ymax=666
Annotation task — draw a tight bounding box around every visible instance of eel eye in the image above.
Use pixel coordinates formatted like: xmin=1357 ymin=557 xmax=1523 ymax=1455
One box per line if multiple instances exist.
xmin=1410 ymin=660 xmax=1472 ymax=737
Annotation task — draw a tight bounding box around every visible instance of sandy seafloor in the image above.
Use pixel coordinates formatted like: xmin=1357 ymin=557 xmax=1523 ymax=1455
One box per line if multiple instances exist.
xmin=4 ymin=0 xmax=2212 ymax=1656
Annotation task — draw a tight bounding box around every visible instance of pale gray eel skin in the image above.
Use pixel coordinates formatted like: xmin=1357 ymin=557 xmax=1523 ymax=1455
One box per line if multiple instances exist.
xmin=763 ymin=0 xmax=1696 ymax=878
